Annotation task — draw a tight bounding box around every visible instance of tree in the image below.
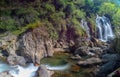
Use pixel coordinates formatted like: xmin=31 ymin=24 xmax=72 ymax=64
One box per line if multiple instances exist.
xmin=98 ymin=2 xmax=117 ymax=16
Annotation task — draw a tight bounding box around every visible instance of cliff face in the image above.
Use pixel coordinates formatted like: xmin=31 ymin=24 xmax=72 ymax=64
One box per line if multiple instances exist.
xmin=16 ymin=25 xmax=79 ymax=64
xmin=17 ymin=26 xmax=54 ymax=64
xmin=0 ymin=24 xmax=80 ymax=64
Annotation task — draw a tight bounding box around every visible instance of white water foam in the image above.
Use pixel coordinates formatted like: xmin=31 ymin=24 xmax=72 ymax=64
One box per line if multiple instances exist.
xmin=45 ymin=64 xmax=70 ymax=71
xmin=9 ymin=63 xmax=38 ymax=77
xmin=96 ymin=15 xmax=115 ymax=42
xmin=0 ymin=62 xmax=70 ymax=77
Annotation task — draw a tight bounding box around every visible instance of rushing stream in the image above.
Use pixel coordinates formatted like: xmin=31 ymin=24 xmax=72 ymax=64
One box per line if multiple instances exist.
xmin=0 ymin=61 xmax=70 ymax=77
xmin=0 ymin=52 xmax=93 ymax=77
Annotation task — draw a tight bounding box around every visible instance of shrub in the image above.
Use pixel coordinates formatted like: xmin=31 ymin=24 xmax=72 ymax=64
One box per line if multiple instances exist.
xmin=71 ymin=18 xmax=86 ymax=36
xmin=98 ymin=2 xmax=117 ymax=16
xmin=0 ymin=16 xmax=16 ymax=31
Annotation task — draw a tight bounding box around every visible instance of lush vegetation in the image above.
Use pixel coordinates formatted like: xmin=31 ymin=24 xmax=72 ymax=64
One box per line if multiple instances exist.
xmin=0 ymin=0 xmax=120 ymax=38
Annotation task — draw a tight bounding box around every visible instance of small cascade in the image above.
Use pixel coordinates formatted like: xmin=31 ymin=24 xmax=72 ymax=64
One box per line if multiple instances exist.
xmin=0 ymin=62 xmax=38 ymax=77
xmin=81 ymin=19 xmax=91 ymax=40
xmin=96 ymin=15 xmax=114 ymax=42
xmin=9 ymin=64 xmax=38 ymax=77
xmin=45 ymin=64 xmax=70 ymax=71
xmin=0 ymin=62 xmax=70 ymax=77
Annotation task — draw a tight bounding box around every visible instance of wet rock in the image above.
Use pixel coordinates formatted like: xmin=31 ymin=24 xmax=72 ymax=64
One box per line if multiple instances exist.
xmin=77 ymin=57 xmax=102 ymax=66
xmin=7 ymin=55 xmax=26 ymax=66
xmin=95 ymin=61 xmax=120 ymax=77
xmin=102 ymin=54 xmax=120 ymax=61
xmin=0 ymin=71 xmax=13 ymax=77
xmin=89 ymin=47 xmax=103 ymax=55
xmin=75 ymin=46 xmax=89 ymax=56
xmin=36 ymin=65 xmax=54 ymax=77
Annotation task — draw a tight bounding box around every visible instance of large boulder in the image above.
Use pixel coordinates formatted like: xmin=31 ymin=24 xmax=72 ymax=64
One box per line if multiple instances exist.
xmin=102 ymin=54 xmax=120 ymax=61
xmin=36 ymin=65 xmax=54 ymax=77
xmin=7 ymin=54 xmax=26 ymax=66
xmin=75 ymin=46 xmax=89 ymax=56
xmin=77 ymin=57 xmax=102 ymax=66
xmin=95 ymin=61 xmax=120 ymax=77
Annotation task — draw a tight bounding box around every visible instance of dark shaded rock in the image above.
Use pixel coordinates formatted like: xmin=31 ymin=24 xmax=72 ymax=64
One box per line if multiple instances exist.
xmin=102 ymin=54 xmax=120 ymax=61
xmin=75 ymin=46 xmax=89 ymax=56
xmin=95 ymin=61 xmax=120 ymax=77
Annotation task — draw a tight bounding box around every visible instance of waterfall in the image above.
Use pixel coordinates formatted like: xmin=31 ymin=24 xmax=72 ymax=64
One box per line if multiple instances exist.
xmin=81 ymin=19 xmax=91 ymax=40
xmin=96 ymin=15 xmax=114 ymax=42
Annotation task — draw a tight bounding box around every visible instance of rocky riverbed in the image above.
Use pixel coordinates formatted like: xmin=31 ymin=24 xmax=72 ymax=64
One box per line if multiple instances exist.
xmin=0 ymin=32 xmax=120 ymax=77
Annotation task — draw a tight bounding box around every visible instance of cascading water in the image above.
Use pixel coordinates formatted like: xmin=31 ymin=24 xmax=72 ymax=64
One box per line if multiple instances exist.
xmin=0 ymin=62 xmax=39 ymax=77
xmin=81 ymin=19 xmax=91 ymax=40
xmin=9 ymin=64 xmax=39 ymax=77
xmin=45 ymin=64 xmax=70 ymax=71
xmin=0 ymin=62 xmax=70 ymax=77
xmin=96 ymin=15 xmax=114 ymax=42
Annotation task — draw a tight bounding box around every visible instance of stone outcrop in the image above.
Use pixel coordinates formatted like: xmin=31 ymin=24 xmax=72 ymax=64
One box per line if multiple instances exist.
xmin=7 ymin=54 xmax=26 ymax=66
xmin=77 ymin=57 xmax=102 ymax=66
xmin=16 ymin=27 xmax=55 ymax=64
xmin=36 ymin=65 xmax=54 ymax=77
xmin=0 ymin=26 xmax=77 ymax=65
xmin=0 ymin=33 xmax=17 ymax=55
xmin=75 ymin=46 xmax=103 ymax=57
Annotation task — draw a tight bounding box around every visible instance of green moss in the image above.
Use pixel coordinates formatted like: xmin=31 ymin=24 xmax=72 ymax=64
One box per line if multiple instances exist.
xmin=12 ymin=21 xmax=42 ymax=35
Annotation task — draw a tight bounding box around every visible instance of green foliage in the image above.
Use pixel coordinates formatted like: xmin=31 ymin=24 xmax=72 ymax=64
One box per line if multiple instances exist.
xmin=74 ymin=0 xmax=85 ymax=7
xmin=0 ymin=16 xmax=16 ymax=31
xmin=12 ymin=21 xmax=42 ymax=35
xmin=44 ymin=3 xmax=55 ymax=13
xmin=44 ymin=21 xmax=58 ymax=39
xmin=54 ymin=0 xmax=68 ymax=10
xmin=73 ymin=10 xmax=86 ymax=19
xmin=64 ymin=2 xmax=76 ymax=16
xmin=16 ymin=7 xmax=39 ymax=16
xmin=113 ymin=9 xmax=120 ymax=27
xmin=50 ymin=12 xmax=65 ymax=25
xmin=0 ymin=9 xmax=11 ymax=16
xmin=71 ymin=18 xmax=86 ymax=36
xmin=98 ymin=2 xmax=117 ymax=16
